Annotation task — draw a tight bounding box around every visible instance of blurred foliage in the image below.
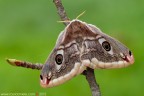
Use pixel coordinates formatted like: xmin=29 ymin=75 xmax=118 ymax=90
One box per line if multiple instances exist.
xmin=0 ymin=0 xmax=143 ymax=96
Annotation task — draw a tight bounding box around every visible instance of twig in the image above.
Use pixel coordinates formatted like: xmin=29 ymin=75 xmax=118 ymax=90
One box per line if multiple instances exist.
xmin=53 ymin=0 xmax=101 ymax=96
xmin=53 ymin=0 xmax=70 ymax=25
xmin=7 ymin=59 xmax=43 ymax=70
xmin=84 ymin=68 xmax=101 ymax=96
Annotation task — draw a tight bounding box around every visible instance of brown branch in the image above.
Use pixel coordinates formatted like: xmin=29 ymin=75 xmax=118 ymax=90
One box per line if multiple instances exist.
xmin=53 ymin=0 xmax=101 ymax=96
xmin=84 ymin=68 xmax=101 ymax=96
xmin=7 ymin=59 xmax=43 ymax=70
xmin=53 ymin=0 xmax=70 ymax=25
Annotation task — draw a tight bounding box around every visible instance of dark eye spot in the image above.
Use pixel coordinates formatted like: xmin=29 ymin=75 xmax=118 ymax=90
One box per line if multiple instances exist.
xmin=102 ymin=41 xmax=111 ymax=51
xmin=55 ymin=54 xmax=63 ymax=65
xmin=129 ymin=50 xmax=132 ymax=56
xmin=40 ymin=75 xmax=43 ymax=80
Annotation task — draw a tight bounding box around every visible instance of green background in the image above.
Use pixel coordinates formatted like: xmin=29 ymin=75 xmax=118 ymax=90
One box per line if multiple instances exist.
xmin=0 ymin=0 xmax=143 ymax=96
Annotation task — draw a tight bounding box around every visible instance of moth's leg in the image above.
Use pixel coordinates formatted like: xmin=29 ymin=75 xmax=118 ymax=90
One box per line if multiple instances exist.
xmin=6 ymin=59 xmax=43 ymax=70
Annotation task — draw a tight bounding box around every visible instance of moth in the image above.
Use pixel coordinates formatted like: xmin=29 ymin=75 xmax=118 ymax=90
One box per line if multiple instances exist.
xmin=7 ymin=19 xmax=134 ymax=88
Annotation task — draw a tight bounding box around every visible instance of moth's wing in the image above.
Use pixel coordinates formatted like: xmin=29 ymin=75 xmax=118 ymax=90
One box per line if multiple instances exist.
xmin=40 ymin=28 xmax=81 ymax=88
xmin=81 ymin=23 xmax=133 ymax=69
